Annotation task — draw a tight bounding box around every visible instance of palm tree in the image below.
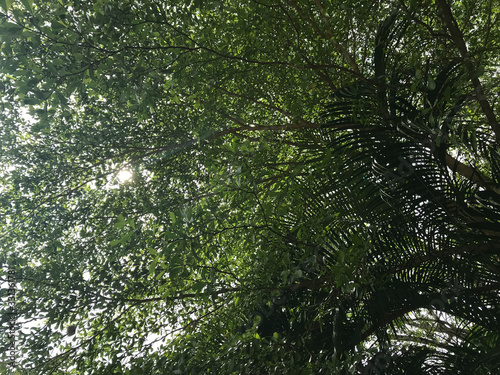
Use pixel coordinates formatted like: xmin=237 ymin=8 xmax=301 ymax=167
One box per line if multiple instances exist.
xmin=306 ymin=12 xmax=500 ymax=374
xmin=218 ymin=11 xmax=500 ymax=374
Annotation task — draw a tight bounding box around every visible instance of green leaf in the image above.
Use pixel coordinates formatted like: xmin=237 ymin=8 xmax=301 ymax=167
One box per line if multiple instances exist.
xmin=149 ymin=257 xmax=159 ymax=275
xmin=471 ymin=130 xmax=478 ymax=152
xmin=0 ymin=22 xmax=24 ymax=35
xmin=0 ymin=0 xmax=12 ymax=12
xmin=427 ymin=76 xmax=436 ymax=90
xmin=170 ymin=266 xmax=182 ymax=278
xmin=120 ymin=232 xmax=133 ymax=243
xmin=114 ymin=214 xmax=126 ymax=229
xmin=110 ymin=239 xmax=121 ymax=247
xmin=192 ymin=281 xmax=206 ymax=293
xmin=128 ymin=218 xmax=136 ymax=230
xmin=155 ymin=270 xmax=166 ymax=280
xmin=148 ymin=248 xmax=158 ymax=256
xmin=20 ymin=0 xmax=33 ymax=10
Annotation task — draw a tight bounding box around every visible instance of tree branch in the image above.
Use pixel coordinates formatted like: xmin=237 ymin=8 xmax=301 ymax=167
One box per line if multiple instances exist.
xmin=444 ymin=152 xmax=500 ymax=193
xmin=435 ymin=0 xmax=500 ymax=144
xmin=313 ymin=0 xmax=361 ymax=75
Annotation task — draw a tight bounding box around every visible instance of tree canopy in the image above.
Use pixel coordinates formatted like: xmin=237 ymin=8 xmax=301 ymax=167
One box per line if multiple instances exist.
xmin=1 ymin=0 xmax=500 ymax=374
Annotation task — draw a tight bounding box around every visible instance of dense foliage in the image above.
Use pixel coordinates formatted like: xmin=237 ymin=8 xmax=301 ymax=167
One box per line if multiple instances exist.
xmin=1 ymin=0 xmax=500 ymax=373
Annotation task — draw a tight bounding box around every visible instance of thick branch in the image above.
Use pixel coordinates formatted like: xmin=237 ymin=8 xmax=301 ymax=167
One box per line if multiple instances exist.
xmin=444 ymin=153 xmax=500 ymax=193
xmin=435 ymin=0 xmax=500 ymax=144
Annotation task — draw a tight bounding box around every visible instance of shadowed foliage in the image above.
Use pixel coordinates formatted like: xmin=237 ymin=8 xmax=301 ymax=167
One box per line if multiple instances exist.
xmin=1 ymin=1 xmax=500 ymax=374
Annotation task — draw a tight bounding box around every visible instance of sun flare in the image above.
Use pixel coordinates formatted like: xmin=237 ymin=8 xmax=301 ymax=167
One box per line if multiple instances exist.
xmin=117 ymin=169 xmax=133 ymax=183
